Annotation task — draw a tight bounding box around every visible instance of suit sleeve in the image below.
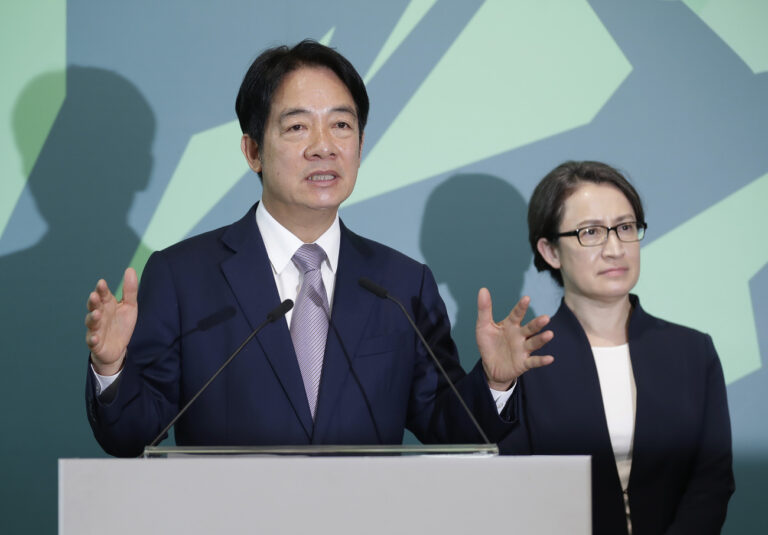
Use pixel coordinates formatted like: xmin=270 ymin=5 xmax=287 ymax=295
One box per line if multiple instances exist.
xmin=665 ymin=335 xmax=734 ymax=534
xmin=85 ymin=251 xmax=182 ymax=457
xmin=405 ymin=264 xmax=515 ymax=444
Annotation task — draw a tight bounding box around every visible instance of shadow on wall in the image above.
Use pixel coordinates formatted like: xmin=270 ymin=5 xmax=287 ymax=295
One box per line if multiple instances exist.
xmin=727 ymin=456 xmax=768 ymax=533
xmin=0 ymin=67 xmax=155 ymax=534
xmin=420 ymin=174 xmax=533 ymax=371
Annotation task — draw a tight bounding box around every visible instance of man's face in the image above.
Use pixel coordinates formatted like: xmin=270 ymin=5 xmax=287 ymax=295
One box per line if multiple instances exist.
xmin=244 ymin=66 xmax=363 ymax=228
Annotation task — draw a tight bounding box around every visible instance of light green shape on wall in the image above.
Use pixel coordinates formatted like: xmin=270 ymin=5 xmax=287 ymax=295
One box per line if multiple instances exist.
xmin=683 ymin=0 xmax=768 ymax=73
xmin=139 ymin=120 xmax=248 ymax=252
xmin=320 ymin=27 xmax=335 ymax=45
xmin=123 ymin=120 xmax=247 ymax=292
xmin=364 ymin=0 xmax=438 ymax=84
xmin=0 ymin=0 xmax=66 ymax=238
xmin=349 ymin=0 xmax=631 ymax=206
xmin=682 ymin=0 xmax=713 ymax=13
xmin=635 ymin=172 xmax=768 ymax=384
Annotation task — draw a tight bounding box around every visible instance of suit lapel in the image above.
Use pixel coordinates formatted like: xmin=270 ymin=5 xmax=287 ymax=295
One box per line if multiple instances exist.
xmin=312 ymin=223 xmax=378 ymax=443
xmin=220 ymin=205 xmax=313 ymax=439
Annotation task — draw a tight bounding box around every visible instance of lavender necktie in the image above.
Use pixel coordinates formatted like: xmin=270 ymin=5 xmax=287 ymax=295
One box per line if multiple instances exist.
xmin=290 ymin=243 xmax=330 ymax=420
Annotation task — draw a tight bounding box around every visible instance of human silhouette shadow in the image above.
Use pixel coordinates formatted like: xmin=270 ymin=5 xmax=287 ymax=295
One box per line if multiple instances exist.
xmin=0 ymin=66 xmax=154 ymax=534
xmin=420 ymin=174 xmax=533 ymax=371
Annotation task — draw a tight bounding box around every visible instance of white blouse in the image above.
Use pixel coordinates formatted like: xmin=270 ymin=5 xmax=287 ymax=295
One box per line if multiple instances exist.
xmin=592 ymin=343 xmax=636 ymax=533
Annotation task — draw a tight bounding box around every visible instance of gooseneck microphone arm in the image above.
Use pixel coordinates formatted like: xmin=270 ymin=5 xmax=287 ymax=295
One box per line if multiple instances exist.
xmin=358 ymin=278 xmax=491 ymax=445
xmin=148 ymin=299 xmax=294 ymax=448
xmin=327 ymin=318 xmax=384 ymax=444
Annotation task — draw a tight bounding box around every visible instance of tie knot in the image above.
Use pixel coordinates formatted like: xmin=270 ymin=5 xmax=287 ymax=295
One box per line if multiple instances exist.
xmin=292 ymin=243 xmax=326 ymax=273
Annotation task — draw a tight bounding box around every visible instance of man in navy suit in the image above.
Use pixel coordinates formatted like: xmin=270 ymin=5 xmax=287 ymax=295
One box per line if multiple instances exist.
xmin=85 ymin=40 xmax=554 ymax=457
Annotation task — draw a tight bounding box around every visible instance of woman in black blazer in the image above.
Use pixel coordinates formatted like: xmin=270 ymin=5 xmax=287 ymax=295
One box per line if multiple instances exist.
xmin=500 ymin=161 xmax=734 ymax=534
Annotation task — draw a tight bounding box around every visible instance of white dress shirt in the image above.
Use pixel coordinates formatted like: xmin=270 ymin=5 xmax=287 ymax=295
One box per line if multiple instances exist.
xmin=255 ymin=201 xmax=339 ymax=327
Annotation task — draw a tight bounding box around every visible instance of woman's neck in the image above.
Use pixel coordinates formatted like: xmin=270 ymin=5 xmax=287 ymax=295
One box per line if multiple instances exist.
xmin=564 ymin=293 xmax=633 ymax=347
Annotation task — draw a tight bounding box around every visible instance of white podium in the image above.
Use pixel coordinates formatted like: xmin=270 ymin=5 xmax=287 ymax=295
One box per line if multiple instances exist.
xmin=59 ymin=452 xmax=590 ymax=534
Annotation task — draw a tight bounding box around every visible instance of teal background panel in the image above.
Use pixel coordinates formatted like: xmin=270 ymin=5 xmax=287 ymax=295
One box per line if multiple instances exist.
xmin=1 ymin=1 xmax=766 ymax=533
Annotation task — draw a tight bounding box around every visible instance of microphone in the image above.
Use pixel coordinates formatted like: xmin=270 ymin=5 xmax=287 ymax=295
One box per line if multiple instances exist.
xmin=358 ymin=277 xmax=388 ymax=298
xmin=147 ymin=299 xmax=293 ymax=448
xmin=266 ymin=299 xmax=294 ymax=322
xmin=358 ymin=277 xmax=491 ymax=445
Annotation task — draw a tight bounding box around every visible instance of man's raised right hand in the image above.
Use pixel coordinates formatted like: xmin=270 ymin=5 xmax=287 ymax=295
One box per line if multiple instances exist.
xmin=85 ymin=267 xmax=138 ymax=376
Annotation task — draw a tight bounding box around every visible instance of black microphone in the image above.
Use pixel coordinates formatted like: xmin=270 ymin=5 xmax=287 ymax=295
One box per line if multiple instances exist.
xmin=358 ymin=277 xmax=491 ymax=445
xmin=147 ymin=299 xmax=293 ymax=448
xmin=358 ymin=277 xmax=388 ymax=298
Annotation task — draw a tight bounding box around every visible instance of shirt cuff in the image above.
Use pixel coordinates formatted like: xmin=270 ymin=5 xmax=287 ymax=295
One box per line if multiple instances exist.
xmin=489 ymin=381 xmax=516 ymax=413
xmin=91 ymin=363 xmax=122 ymax=396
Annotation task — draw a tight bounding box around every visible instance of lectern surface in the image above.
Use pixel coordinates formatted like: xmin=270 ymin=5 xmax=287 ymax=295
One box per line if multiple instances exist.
xmin=59 ymin=455 xmax=590 ymax=534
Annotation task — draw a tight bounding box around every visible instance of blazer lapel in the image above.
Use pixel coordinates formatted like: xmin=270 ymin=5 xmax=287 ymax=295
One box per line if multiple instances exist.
xmin=625 ymin=296 xmax=655 ymax=490
xmin=220 ymin=205 xmax=313 ymax=439
xmin=548 ymin=303 xmax=619 ymax=458
xmin=312 ymin=223 xmax=378 ymax=443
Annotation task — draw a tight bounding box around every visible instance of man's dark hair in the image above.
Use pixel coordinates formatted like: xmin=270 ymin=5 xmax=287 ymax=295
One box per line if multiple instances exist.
xmin=235 ymin=39 xmax=369 ymax=150
xmin=528 ymin=160 xmax=645 ymax=286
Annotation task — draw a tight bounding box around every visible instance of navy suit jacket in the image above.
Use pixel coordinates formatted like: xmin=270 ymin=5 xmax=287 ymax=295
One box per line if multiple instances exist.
xmin=87 ymin=205 xmax=507 ymax=457
xmin=500 ymin=296 xmax=734 ymax=535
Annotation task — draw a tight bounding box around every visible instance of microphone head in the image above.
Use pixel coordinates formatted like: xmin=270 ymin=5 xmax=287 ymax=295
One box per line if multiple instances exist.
xmin=267 ymin=299 xmax=294 ymax=322
xmin=358 ymin=277 xmax=388 ymax=298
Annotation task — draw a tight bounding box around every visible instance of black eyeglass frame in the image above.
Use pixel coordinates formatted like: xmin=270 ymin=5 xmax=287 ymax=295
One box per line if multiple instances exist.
xmin=555 ymin=221 xmax=648 ymax=247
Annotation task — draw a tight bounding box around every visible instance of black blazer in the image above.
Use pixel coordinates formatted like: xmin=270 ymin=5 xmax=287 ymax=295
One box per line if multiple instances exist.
xmin=500 ymin=295 xmax=734 ymax=534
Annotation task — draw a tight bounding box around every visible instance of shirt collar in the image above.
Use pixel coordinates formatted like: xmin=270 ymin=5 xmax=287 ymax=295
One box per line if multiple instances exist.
xmin=255 ymin=201 xmax=340 ymax=274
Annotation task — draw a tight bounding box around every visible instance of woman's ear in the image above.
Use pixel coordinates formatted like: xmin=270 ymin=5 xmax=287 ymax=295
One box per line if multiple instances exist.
xmin=537 ymin=237 xmax=561 ymax=269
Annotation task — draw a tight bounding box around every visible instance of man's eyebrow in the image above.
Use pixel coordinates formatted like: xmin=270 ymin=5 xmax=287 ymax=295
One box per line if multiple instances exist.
xmin=331 ymin=105 xmax=357 ymax=117
xmin=278 ymin=106 xmax=357 ymax=122
xmin=278 ymin=108 xmax=310 ymax=121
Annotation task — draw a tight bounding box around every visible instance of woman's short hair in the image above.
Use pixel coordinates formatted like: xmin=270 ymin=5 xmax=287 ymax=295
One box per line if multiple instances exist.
xmin=528 ymin=160 xmax=645 ymax=286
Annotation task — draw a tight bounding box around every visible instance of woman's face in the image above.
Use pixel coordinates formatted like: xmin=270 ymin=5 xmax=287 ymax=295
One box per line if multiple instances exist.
xmin=538 ymin=182 xmax=640 ymax=304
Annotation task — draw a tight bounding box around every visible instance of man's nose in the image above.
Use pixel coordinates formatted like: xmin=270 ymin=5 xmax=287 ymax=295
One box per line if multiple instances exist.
xmin=306 ymin=126 xmax=336 ymax=159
